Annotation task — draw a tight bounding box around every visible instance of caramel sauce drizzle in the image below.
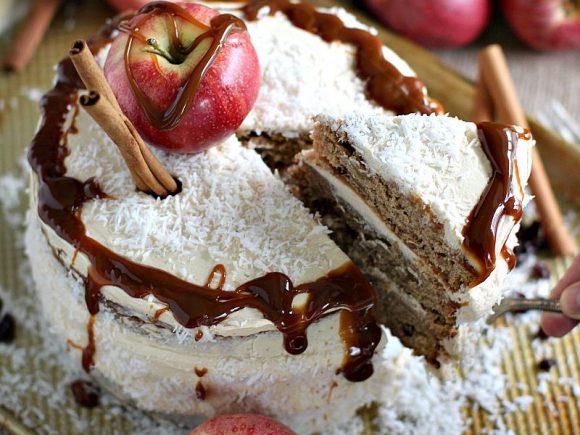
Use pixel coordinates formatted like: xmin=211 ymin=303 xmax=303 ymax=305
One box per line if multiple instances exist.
xmin=462 ymin=122 xmax=530 ymax=286
xmin=153 ymin=306 xmax=170 ymax=321
xmin=195 ymin=381 xmax=207 ymax=400
xmin=28 ymin=14 xmax=380 ymax=382
xmin=195 ymin=366 xmax=208 ymax=377
xmin=120 ymin=2 xmax=246 ymax=130
xmin=241 ymin=0 xmax=442 ymax=115
xmin=82 ymin=315 xmax=97 ymax=372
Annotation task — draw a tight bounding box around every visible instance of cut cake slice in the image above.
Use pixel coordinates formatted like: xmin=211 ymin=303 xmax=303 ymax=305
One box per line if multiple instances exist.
xmin=295 ymin=113 xmax=534 ymax=363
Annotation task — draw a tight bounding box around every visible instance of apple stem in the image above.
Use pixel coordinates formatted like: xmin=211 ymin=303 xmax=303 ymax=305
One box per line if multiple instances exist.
xmin=144 ymin=38 xmax=183 ymax=65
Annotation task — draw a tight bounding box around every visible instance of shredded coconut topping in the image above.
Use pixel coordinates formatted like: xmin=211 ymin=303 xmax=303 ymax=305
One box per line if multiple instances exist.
xmin=65 ymin=111 xmax=347 ymax=290
xmin=240 ymin=12 xmax=404 ymax=136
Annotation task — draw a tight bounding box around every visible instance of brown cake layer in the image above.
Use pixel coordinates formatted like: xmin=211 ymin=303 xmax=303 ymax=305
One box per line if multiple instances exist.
xmin=290 ymin=159 xmax=461 ymax=363
xmin=311 ymin=122 xmax=479 ymax=291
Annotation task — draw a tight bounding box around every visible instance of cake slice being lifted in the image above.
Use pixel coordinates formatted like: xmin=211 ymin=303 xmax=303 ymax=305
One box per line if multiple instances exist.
xmin=295 ymin=113 xmax=534 ymax=363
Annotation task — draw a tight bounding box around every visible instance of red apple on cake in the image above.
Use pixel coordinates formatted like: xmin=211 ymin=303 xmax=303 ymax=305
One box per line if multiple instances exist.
xmin=104 ymin=2 xmax=261 ymax=153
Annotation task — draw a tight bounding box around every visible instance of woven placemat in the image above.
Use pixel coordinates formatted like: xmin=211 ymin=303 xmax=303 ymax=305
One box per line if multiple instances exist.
xmin=0 ymin=1 xmax=578 ymax=434
xmin=465 ymin=257 xmax=580 ymax=435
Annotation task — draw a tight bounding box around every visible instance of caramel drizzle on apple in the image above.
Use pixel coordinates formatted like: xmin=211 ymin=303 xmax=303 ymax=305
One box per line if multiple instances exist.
xmin=240 ymin=0 xmax=443 ymax=115
xmin=119 ymin=2 xmax=246 ymax=130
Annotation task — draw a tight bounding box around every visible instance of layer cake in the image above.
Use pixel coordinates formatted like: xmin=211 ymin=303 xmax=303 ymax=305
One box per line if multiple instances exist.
xmin=295 ymin=113 xmax=534 ymax=362
xmin=23 ymin=0 xmax=534 ymax=432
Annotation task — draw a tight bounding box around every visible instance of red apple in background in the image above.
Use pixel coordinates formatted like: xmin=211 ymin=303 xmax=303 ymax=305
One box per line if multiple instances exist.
xmin=190 ymin=414 xmax=296 ymax=435
xmin=104 ymin=2 xmax=260 ymax=153
xmin=502 ymin=0 xmax=580 ymax=50
xmin=364 ymin=0 xmax=491 ymax=48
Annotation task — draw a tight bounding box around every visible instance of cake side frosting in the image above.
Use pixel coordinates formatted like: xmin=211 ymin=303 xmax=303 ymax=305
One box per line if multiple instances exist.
xmin=25 ymin=213 xmax=386 ymax=432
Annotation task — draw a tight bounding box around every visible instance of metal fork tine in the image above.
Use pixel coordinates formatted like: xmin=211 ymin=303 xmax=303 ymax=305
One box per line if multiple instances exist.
xmin=487 ymin=297 xmax=562 ymax=325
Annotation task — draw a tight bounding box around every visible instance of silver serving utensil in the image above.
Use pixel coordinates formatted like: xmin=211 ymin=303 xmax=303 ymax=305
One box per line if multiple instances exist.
xmin=486 ymin=297 xmax=562 ymax=325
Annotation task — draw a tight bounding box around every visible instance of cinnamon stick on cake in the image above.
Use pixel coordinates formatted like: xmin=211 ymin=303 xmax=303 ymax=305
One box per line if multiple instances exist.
xmin=294 ymin=113 xmax=534 ymax=363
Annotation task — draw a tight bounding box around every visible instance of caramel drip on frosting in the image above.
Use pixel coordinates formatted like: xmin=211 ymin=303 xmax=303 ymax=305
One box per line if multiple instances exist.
xmin=241 ymin=0 xmax=442 ymax=115
xmin=120 ymin=2 xmax=246 ymax=130
xmin=195 ymin=367 xmax=208 ymax=377
xmin=28 ymin=15 xmax=380 ymax=383
xmin=462 ymin=122 xmax=530 ymax=286
xmin=195 ymin=381 xmax=207 ymax=400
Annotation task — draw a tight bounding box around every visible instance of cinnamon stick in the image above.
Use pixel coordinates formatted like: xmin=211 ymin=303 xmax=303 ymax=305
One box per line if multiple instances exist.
xmin=125 ymin=120 xmax=179 ymax=192
xmin=80 ymin=92 xmax=168 ymax=197
xmin=472 ymin=68 xmax=493 ymax=123
xmin=479 ymin=44 xmax=578 ymax=257
xmin=3 ymin=0 xmax=62 ymax=72
xmin=70 ymin=40 xmax=123 ymax=113
xmin=70 ymin=40 xmax=178 ymax=195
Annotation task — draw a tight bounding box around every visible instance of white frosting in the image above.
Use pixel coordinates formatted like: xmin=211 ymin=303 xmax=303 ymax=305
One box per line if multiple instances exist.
xmin=25 ymin=215 xmax=386 ymax=432
xmin=240 ymin=11 xmax=415 ymax=136
xmin=317 ymin=113 xmax=534 ymax=261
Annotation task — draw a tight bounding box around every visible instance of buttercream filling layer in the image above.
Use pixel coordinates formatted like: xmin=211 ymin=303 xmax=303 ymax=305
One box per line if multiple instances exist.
xmin=304 ymin=156 xmax=519 ymax=326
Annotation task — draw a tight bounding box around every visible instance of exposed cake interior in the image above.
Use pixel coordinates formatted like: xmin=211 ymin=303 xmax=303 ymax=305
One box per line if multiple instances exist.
xmin=293 ymin=113 xmax=534 ymax=362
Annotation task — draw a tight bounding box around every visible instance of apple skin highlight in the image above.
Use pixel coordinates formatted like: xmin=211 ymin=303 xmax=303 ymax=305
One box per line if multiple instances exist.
xmin=105 ymin=2 xmax=261 ymax=154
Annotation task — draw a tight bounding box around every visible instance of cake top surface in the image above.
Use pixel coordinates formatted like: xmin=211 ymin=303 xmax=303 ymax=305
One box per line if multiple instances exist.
xmin=64 ymin=111 xmax=348 ymax=290
xmin=237 ymin=8 xmax=416 ymax=136
xmin=316 ymin=113 xmax=534 ymax=256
